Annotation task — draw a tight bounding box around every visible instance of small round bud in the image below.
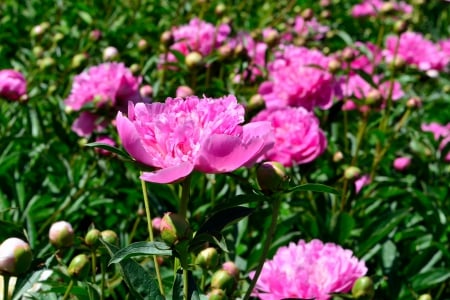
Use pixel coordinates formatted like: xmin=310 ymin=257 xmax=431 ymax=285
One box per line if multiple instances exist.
xmin=130 ymin=63 xmax=141 ymax=75
xmin=85 ymin=229 xmax=101 ymax=248
xmin=328 ymin=59 xmax=341 ymax=74
xmin=211 ymin=270 xmax=236 ymax=294
xmin=103 ymin=46 xmax=119 ymax=61
xmin=137 ymin=39 xmax=148 ymax=51
xmin=185 ymin=52 xmax=203 ymax=69
xmin=341 ymin=47 xmax=355 ymax=62
xmin=221 ymin=261 xmax=239 ymax=280
xmin=293 ymin=36 xmax=306 ymax=46
xmin=417 ymin=294 xmax=432 ymax=300
xmin=215 ymin=3 xmax=226 ymax=16
xmin=160 ymin=212 xmax=192 ymax=246
xmin=49 ymin=221 xmax=74 ymax=249
xmin=67 ymin=254 xmax=90 ymax=280
xmin=344 ymin=166 xmax=361 ymax=180
xmin=352 ymin=276 xmax=375 ymax=300
xmin=176 ymin=85 xmax=194 ymax=98
xmin=380 ymin=2 xmax=395 ymax=15
xmin=152 ymin=217 xmax=162 ymax=236
xmin=208 ymin=288 xmax=229 ymax=300
xmin=89 ymin=29 xmax=102 ymax=41
xmin=389 ymin=56 xmax=406 ymax=70
xmin=263 ymin=29 xmax=280 ymax=48
xmin=394 ymin=20 xmax=408 ymax=34
xmin=333 ymin=151 xmax=344 ymax=162
xmin=217 ymin=44 xmax=233 ymax=61
xmin=256 ymin=161 xmax=287 ymax=193
xmin=393 ymin=156 xmax=411 ymax=171
xmin=301 ymin=8 xmax=314 ymax=21
xmin=160 ymin=31 xmax=174 ymax=48
xmin=31 ymin=22 xmax=50 ymax=37
xmin=320 ymin=10 xmax=331 ymax=19
xmin=220 ymin=16 xmax=232 ymax=26
xmin=101 ymin=230 xmax=119 ymax=245
xmin=195 ymin=247 xmax=219 ymax=270
xmin=37 ymin=57 xmax=55 ymax=70
xmin=0 ymin=238 xmax=33 ymax=276
xmin=32 ymin=46 xmax=44 ymax=58
xmin=140 ymin=85 xmax=153 ymax=98
xmin=365 ymin=89 xmax=382 ymax=106
xmin=246 ymin=94 xmax=265 ymax=112
xmin=342 ymin=99 xmax=357 ymax=111
xmin=320 ymin=0 xmax=331 ymax=7
xmin=71 ymin=53 xmax=88 ymax=69
xmin=406 ymin=97 xmax=422 ymax=108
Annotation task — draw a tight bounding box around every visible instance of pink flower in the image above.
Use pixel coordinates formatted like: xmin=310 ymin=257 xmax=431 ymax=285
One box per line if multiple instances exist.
xmin=176 ymin=85 xmax=194 ymax=98
xmin=421 ymin=122 xmax=450 ymax=162
xmin=341 ymin=73 xmax=403 ymax=102
xmin=292 ymin=16 xmax=329 ymax=40
xmin=250 ymin=239 xmax=367 ymax=300
xmin=348 ymin=42 xmax=383 ymax=74
xmin=95 ymin=136 xmax=116 ymax=156
xmin=116 ymin=95 xmax=273 ymax=184
xmin=393 ymin=156 xmax=411 ymax=171
xmin=251 ymin=107 xmax=327 ymax=167
xmin=355 ymin=174 xmax=371 ymax=193
xmin=351 ymin=0 xmax=412 ymax=18
xmin=259 ymin=46 xmax=338 ymax=110
xmin=383 ymin=32 xmax=448 ymax=72
xmin=0 ymin=69 xmax=27 ymax=101
xmin=65 ymin=62 xmax=143 ymax=136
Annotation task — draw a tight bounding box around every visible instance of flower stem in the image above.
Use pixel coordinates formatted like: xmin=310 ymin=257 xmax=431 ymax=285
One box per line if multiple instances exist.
xmin=140 ymin=176 xmax=165 ymax=296
xmin=62 ymin=279 xmax=74 ymax=300
xmin=179 ymin=175 xmax=191 ymax=219
xmin=3 ymin=275 xmax=10 ymax=300
xmin=183 ymin=268 xmax=189 ymax=300
xmin=243 ymin=197 xmax=281 ymax=300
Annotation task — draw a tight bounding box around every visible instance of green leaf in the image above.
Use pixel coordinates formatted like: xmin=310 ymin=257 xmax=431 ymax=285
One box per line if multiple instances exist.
xmin=286 ymin=183 xmax=339 ymax=195
xmin=335 ymin=30 xmax=354 ymax=45
xmin=213 ymin=194 xmax=269 ymax=211
xmin=195 ymin=206 xmax=254 ymax=236
xmin=78 ymin=11 xmax=92 ymax=24
xmin=85 ymin=142 xmax=132 ymax=159
xmin=410 ymin=268 xmax=450 ymax=291
xmin=172 ymin=269 xmax=201 ymax=300
xmin=332 ymin=212 xmax=355 ymax=244
xmin=100 ymin=239 xmax=164 ymax=300
xmin=109 ymin=241 xmax=173 ymax=265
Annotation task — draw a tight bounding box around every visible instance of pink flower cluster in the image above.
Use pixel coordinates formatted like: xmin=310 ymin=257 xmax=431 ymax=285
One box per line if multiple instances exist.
xmin=383 ymin=32 xmax=449 ymax=72
xmin=351 ymin=0 xmax=412 ymax=18
xmin=293 ymin=16 xmax=329 ymax=40
xmin=116 ymin=95 xmax=273 ymax=184
xmin=0 ymin=69 xmax=27 ymax=101
xmin=259 ymin=45 xmax=338 ymax=110
xmin=230 ymin=33 xmax=268 ymax=82
xmin=251 ymin=239 xmax=368 ymax=300
xmin=421 ymin=122 xmax=450 ymax=162
xmin=64 ymin=62 xmax=143 ymax=136
xmin=251 ymin=107 xmax=327 ymax=167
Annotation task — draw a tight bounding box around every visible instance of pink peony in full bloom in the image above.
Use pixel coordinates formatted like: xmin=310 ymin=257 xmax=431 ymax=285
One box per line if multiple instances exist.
xmin=259 ymin=45 xmax=339 ymax=110
xmin=116 ymin=95 xmax=274 ymax=184
xmin=383 ymin=32 xmax=449 ymax=72
xmin=351 ymin=0 xmax=412 ymax=18
xmin=393 ymin=156 xmax=411 ymax=171
xmin=0 ymin=69 xmax=27 ymax=101
xmin=251 ymin=107 xmax=327 ymax=167
xmin=421 ymin=122 xmax=450 ymax=162
xmin=250 ymin=239 xmax=368 ymax=300
xmin=64 ymin=62 xmax=143 ymax=136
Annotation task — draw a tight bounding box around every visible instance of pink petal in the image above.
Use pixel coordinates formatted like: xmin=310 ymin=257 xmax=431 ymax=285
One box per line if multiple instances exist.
xmin=116 ymin=112 xmax=154 ymax=166
xmin=140 ymin=162 xmax=194 ymax=184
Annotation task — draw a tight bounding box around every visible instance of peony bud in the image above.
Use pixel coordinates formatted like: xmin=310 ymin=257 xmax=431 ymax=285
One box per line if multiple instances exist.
xmin=215 ymin=3 xmax=226 ymax=16
xmin=160 ymin=31 xmax=174 ymax=48
xmin=89 ymin=29 xmax=102 ymax=41
xmin=210 ymin=270 xmax=236 ymax=294
xmin=67 ymin=254 xmax=90 ymax=280
xmin=140 ymin=85 xmax=153 ymax=98
xmin=195 ymin=247 xmax=219 ymax=270
xmin=301 ymin=8 xmax=314 ymax=21
xmin=256 ymin=161 xmax=287 ymax=193
xmin=365 ymin=89 xmax=382 ymax=106
xmin=32 ymin=46 xmax=44 ymax=58
xmin=37 ymin=57 xmax=55 ymax=70
xmin=263 ymin=29 xmax=280 ymax=48
xmin=176 ymin=85 xmax=194 ymax=98
xmin=85 ymin=229 xmax=101 ymax=248
xmin=380 ymin=2 xmax=395 ymax=15
xmin=101 ymin=230 xmax=119 ymax=245
xmin=221 ymin=261 xmax=239 ymax=281
xmin=0 ymin=238 xmax=32 ymax=276
xmin=31 ymin=22 xmax=50 ymax=37
xmin=320 ymin=10 xmax=331 ymax=19
xmin=208 ymin=288 xmax=228 ymax=300
xmin=185 ymin=52 xmax=203 ymax=69
xmin=344 ymin=166 xmax=361 ymax=179
xmin=217 ymin=44 xmax=233 ymax=61
xmin=137 ymin=39 xmax=148 ymax=51
xmin=151 ymin=217 xmax=162 ymax=236
xmin=49 ymin=221 xmax=74 ymax=249
xmin=341 ymin=47 xmax=355 ymax=62
xmin=333 ymin=151 xmax=344 ymax=163
xmin=352 ymin=276 xmax=375 ymax=300
xmin=160 ymin=212 xmax=192 ymax=246
xmin=393 ymin=156 xmax=411 ymax=171
xmin=328 ymin=59 xmax=341 ymax=74
xmin=246 ymin=94 xmax=265 ymax=112
xmin=130 ymin=64 xmax=141 ymax=75
xmin=102 ymin=46 xmax=119 ymax=61
xmin=394 ymin=20 xmax=408 ymax=34
xmin=418 ymin=294 xmax=432 ymax=300
xmin=406 ymin=97 xmax=422 ymax=108
xmin=71 ymin=53 xmax=88 ymax=69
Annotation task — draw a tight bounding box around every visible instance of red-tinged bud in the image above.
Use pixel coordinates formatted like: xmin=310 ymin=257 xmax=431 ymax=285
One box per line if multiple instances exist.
xmin=138 ymin=39 xmax=148 ymax=51
xmin=160 ymin=212 xmax=192 ymax=246
xmin=89 ymin=29 xmax=102 ymax=41
xmin=344 ymin=166 xmax=361 ymax=179
xmin=406 ymin=97 xmax=422 ymax=108
xmin=85 ymin=229 xmax=101 ymax=248
xmin=301 ymin=8 xmax=314 ymax=21
xmin=341 ymin=47 xmax=355 ymax=62
xmin=210 ymin=269 xmax=235 ymax=294
xmin=217 ymin=44 xmax=233 ymax=61
xmin=208 ymin=288 xmax=228 ymax=300
xmin=152 ymin=217 xmax=162 ymax=236
xmin=49 ymin=221 xmax=74 ymax=249
xmin=31 ymin=22 xmax=50 ymax=37
xmin=67 ymin=254 xmax=90 ymax=280
xmin=101 ymin=230 xmax=118 ymax=245
xmin=0 ymin=238 xmax=32 ymax=276
xmin=333 ymin=151 xmax=344 ymax=163
xmin=256 ymin=161 xmax=287 ymax=193
xmin=352 ymin=276 xmax=375 ymax=300
xmin=221 ymin=261 xmax=239 ymax=281
xmin=176 ymin=86 xmax=194 ymax=98
xmin=160 ymin=31 xmax=174 ymax=48
xmin=246 ymin=94 xmax=264 ymax=113
xmin=195 ymin=247 xmax=219 ymax=270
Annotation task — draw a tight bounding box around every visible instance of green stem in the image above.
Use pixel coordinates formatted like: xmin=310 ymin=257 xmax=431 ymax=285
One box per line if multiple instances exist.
xmin=100 ymin=258 xmax=106 ymax=300
xmin=179 ymin=175 xmax=191 ymax=219
xmin=243 ymin=198 xmax=281 ymax=300
xmin=91 ymin=250 xmax=97 ymax=283
xmin=183 ymin=268 xmax=189 ymax=300
xmin=140 ymin=176 xmax=165 ymax=296
xmin=62 ymin=279 xmax=74 ymax=300
xmin=3 ymin=275 xmax=10 ymax=300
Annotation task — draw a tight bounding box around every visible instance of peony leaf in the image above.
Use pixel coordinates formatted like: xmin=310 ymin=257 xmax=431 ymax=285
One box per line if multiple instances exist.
xmin=109 ymin=241 xmax=173 ymax=265
xmin=287 ymin=183 xmax=339 ymax=195
xmin=85 ymin=142 xmax=132 ymax=159
xmin=410 ymin=268 xmax=450 ymax=291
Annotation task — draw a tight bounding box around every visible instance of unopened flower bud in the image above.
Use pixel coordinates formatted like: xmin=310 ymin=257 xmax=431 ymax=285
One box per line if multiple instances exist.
xmin=137 ymin=39 xmax=148 ymax=51
xmin=246 ymin=94 xmax=265 ymax=112
xmin=71 ymin=53 xmax=88 ymax=69
xmin=406 ymin=97 xmax=421 ymax=108
xmin=417 ymin=294 xmax=432 ymax=300
xmin=393 ymin=156 xmax=411 ymax=171
xmin=67 ymin=254 xmax=90 ymax=280
xmin=233 ymin=44 xmax=247 ymax=60
xmin=390 ymin=56 xmax=406 ymax=70
xmin=0 ymin=238 xmax=32 ymax=276
xmin=352 ymin=276 xmax=375 ymax=300
xmin=301 ymin=8 xmax=314 ymax=21
xmin=176 ymin=85 xmax=194 ymax=98
xmin=221 ymin=261 xmax=239 ymax=280
xmin=333 ymin=151 xmax=344 ymax=162
xmin=342 ymin=99 xmax=357 ymax=111
xmin=211 ymin=269 xmax=236 ymax=294
xmin=31 ymin=22 xmax=50 ymax=37
xmin=49 ymin=221 xmax=74 ymax=249
xmin=208 ymin=288 xmax=228 ymax=300
xmin=53 ymin=32 xmax=64 ymax=43
xmin=185 ymin=52 xmax=203 ymax=69
xmin=394 ymin=20 xmax=408 ymax=34
xmin=344 ymin=166 xmax=361 ymax=179
xmin=328 ymin=59 xmax=341 ymax=74
xmin=365 ymin=89 xmax=382 ymax=105
xmin=37 ymin=57 xmax=55 ymax=70
xmin=130 ymin=63 xmax=141 ymax=75
xmin=215 ymin=3 xmax=226 ymax=16
xmin=257 ymin=161 xmax=287 ymax=193
xmin=218 ymin=44 xmax=233 ymax=61
xmin=320 ymin=0 xmax=331 ymax=7
xmin=140 ymin=85 xmax=153 ymax=98
xmin=101 ymin=230 xmax=119 ymax=245
xmin=85 ymin=229 xmax=101 ymax=248
xmin=103 ymin=46 xmax=119 ymax=61
xmin=195 ymin=247 xmax=219 ymax=270
xmin=160 ymin=31 xmax=174 ymax=48
xmin=263 ymin=29 xmax=280 ymax=48
xmin=320 ymin=10 xmax=331 ymax=19
xmin=152 ymin=217 xmax=162 ymax=236
xmin=380 ymin=2 xmax=395 ymax=15
xmin=220 ymin=16 xmax=232 ymax=26
xmin=294 ymin=36 xmax=306 ymax=46
xmin=89 ymin=29 xmax=102 ymax=41
xmin=341 ymin=47 xmax=355 ymax=62
xmin=160 ymin=212 xmax=192 ymax=246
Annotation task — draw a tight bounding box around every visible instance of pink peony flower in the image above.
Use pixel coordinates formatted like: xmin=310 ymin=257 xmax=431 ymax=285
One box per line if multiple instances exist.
xmin=292 ymin=16 xmax=329 ymax=40
xmin=65 ymin=62 xmax=143 ymax=136
xmin=355 ymin=174 xmax=371 ymax=193
xmin=393 ymin=156 xmax=411 ymax=171
xmin=250 ymin=239 xmax=368 ymax=300
xmin=116 ymin=95 xmax=274 ymax=184
xmin=0 ymin=69 xmax=27 ymax=101
xmin=341 ymin=73 xmax=404 ymax=102
xmin=383 ymin=32 xmax=448 ymax=72
xmin=251 ymin=107 xmax=327 ymax=167
xmin=421 ymin=122 xmax=450 ymax=162
xmin=259 ymin=46 xmax=338 ymax=110
xmin=348 ymin=42 xmax=383 ymax=74
xmin=351 ymin=0 xmax=412 ymax=18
